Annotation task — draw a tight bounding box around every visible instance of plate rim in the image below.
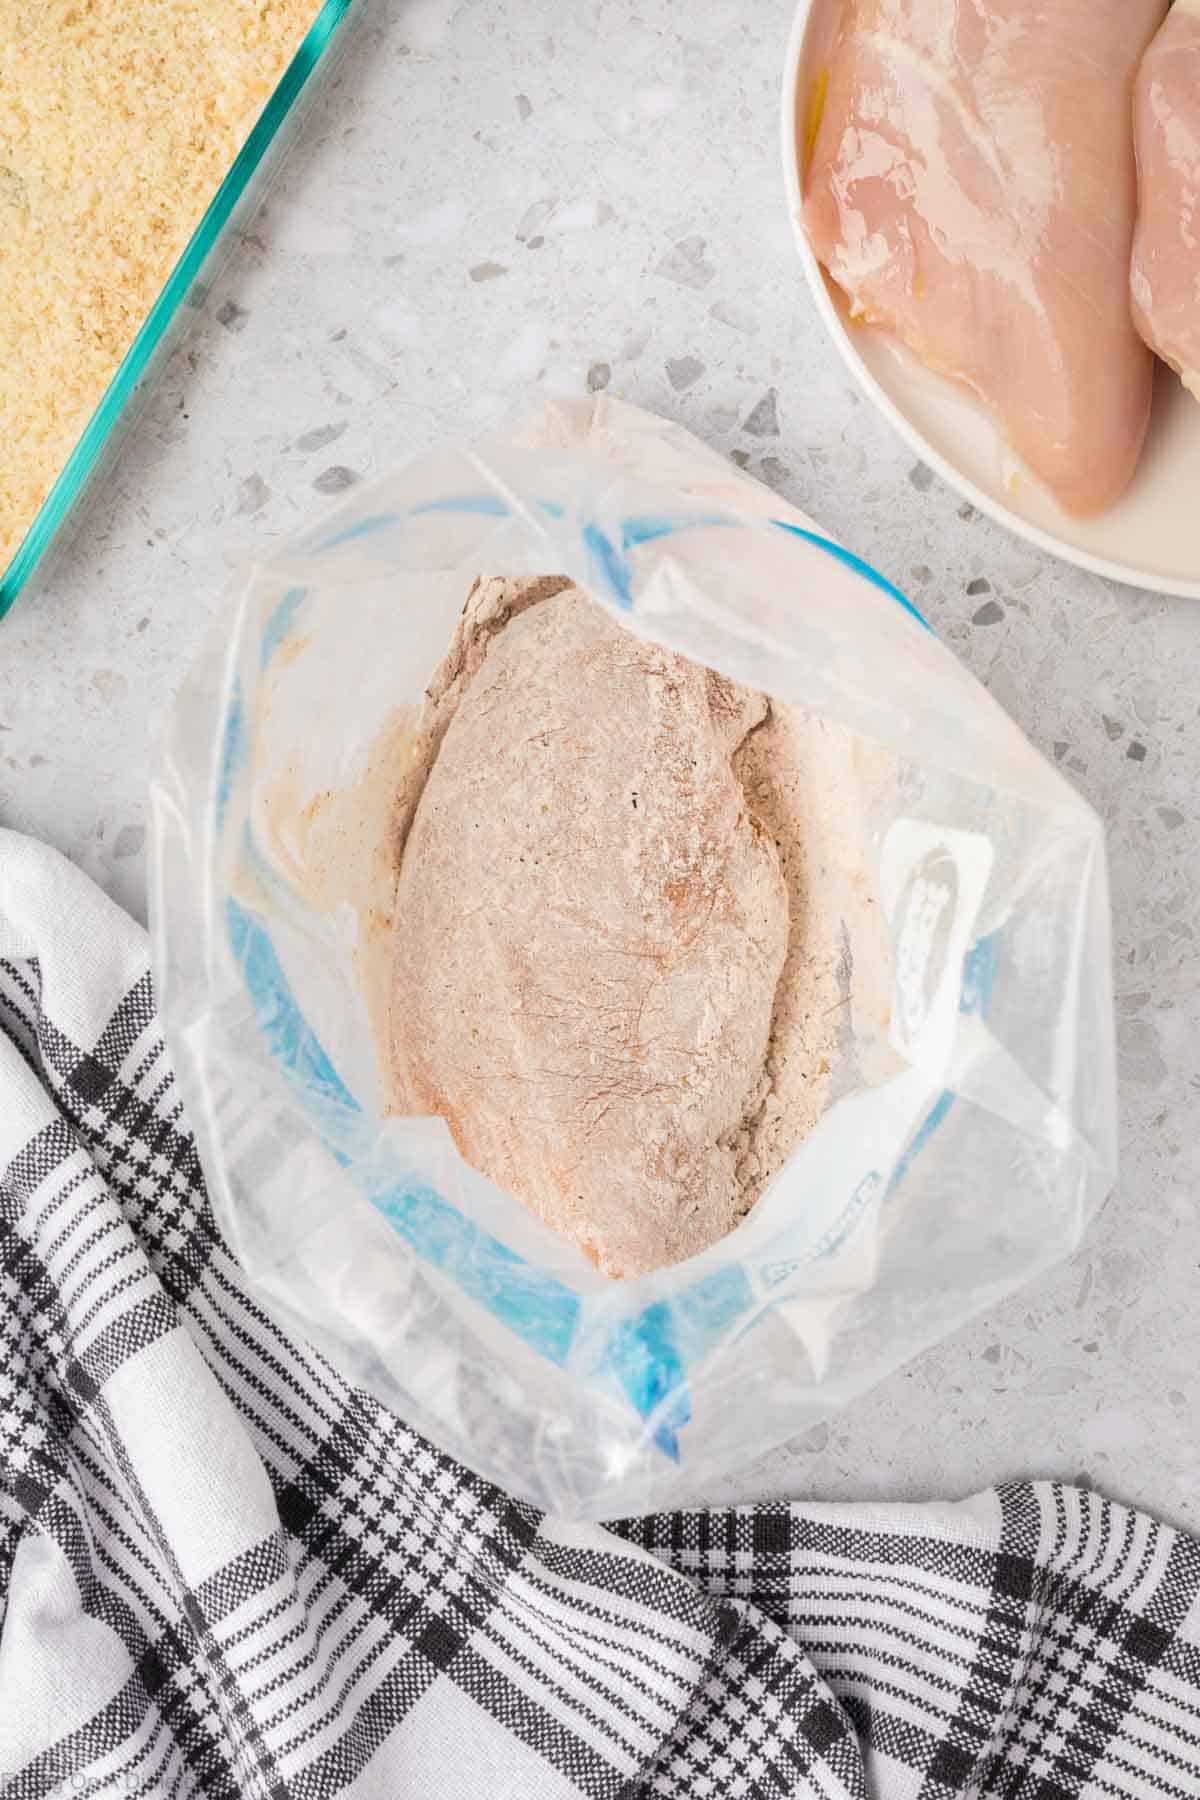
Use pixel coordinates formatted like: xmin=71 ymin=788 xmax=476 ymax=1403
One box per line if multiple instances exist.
xmin=778 ymin=0 xmax=1200 ymax=601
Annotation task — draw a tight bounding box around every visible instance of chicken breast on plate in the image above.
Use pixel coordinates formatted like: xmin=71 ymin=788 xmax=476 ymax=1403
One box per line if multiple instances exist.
xmin=803 ymin=0 xmax=1166 ymax=516
xmin=1132 ymin=0 xmax=1200 ymax=401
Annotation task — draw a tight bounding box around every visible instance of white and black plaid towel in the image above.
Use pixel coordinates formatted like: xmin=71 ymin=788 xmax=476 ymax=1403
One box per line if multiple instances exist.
xmin=2 ymin=826 xmax=1199 ymax=1800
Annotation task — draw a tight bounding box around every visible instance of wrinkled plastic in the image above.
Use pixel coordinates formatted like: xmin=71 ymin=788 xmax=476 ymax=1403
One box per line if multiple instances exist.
xmin=150 ymin=397 xmax=1116 ymax=1517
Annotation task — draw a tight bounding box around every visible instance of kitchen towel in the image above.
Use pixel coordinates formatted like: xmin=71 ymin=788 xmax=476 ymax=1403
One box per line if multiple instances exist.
xmin=1 ymin=827 xmax=1197 ymax=1800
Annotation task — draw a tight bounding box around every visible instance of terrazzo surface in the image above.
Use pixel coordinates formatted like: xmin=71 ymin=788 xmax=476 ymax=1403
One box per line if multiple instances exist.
xmin=3 ymin=0 xmax=1197 ymax=1525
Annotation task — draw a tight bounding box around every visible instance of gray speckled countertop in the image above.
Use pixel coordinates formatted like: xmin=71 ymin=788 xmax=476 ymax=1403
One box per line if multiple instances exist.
xmin=3 ymin=0 xmax=1198 ymax=1526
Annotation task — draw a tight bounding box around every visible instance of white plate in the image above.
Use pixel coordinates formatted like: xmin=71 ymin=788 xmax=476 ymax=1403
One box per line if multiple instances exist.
xmin=780 ymin=0 xmax=1200 ymax=599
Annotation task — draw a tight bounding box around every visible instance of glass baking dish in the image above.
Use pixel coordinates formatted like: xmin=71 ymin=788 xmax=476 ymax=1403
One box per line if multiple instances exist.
xmin=0 ymin=0 xmax=359 ymax=621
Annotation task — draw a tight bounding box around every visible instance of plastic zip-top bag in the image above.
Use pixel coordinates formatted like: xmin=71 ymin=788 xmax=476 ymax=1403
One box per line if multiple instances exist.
xmin=150 ymin=397 xmax=1115 ymax=1516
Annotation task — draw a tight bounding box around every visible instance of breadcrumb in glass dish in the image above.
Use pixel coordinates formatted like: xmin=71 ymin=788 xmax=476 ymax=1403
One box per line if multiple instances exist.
xmin=0 ymin=0 xmax=322 ymax=573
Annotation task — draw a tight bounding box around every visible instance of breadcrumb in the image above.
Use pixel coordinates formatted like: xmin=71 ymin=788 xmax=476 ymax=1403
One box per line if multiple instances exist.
xmin=0 ymin=0 xmax=318 ymax=569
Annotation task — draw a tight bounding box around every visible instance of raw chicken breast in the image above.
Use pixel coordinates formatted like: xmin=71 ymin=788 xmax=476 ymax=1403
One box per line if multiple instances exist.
xmin=803 ymin=0 xmax=1165 ymax=516
xmin=1132 ymin=0 xmax=1200 ymax=400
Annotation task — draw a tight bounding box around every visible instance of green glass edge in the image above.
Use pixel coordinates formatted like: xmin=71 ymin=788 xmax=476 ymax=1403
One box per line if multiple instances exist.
xmin=0 ymin=0 xmax=354 ymax=620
